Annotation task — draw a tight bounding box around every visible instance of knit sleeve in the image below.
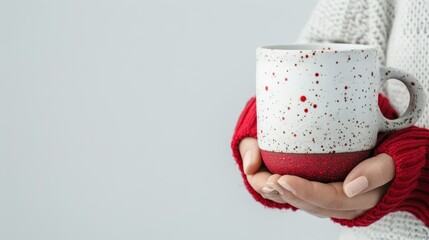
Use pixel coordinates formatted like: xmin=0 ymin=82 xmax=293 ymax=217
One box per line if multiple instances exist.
xmin=332 ymin=98 xmax=429 ymax=227
xmin=232 ymin=95 xmax=428 ymax=226
xmin=298 ymin=0 xmax=356 ymax=43
xmin=298 ymin=0 xmax=395 ymax=65
xmin=231 ymin=97 xmax=295 ymax=210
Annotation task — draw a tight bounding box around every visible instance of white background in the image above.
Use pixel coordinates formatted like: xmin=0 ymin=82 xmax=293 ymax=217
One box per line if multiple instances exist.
xmin=0 ymin=0 xmax=343 ymax=239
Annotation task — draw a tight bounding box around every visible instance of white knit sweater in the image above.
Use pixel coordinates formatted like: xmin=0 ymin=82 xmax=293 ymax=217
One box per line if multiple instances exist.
xmin=298 ymin=0 xmax=429 ymax=239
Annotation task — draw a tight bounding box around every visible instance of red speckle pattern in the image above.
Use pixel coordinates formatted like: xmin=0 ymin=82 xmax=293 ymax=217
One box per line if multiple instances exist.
xmin=254 ymin=45 xmax=414 ymax=159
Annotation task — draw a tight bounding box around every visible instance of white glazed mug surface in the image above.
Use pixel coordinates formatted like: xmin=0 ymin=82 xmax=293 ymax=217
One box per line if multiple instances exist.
xmin=256 ymin=44 xmax=426 ymax=155
xmin=256 ymin=44 xmax=425 ymax=182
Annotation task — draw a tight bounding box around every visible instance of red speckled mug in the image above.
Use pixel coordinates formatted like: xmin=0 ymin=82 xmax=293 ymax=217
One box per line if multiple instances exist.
xmin=256 ymin=44 xmax=426 ymax=182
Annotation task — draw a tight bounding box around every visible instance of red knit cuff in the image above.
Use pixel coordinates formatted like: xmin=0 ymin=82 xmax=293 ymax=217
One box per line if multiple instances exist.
xmin=378 ymin=94 xmax=399 ymax=120
xmin=332 ymin=127 xmax=429 ymax=227
xmin=231 ymin=97 xmax=294 ymax=210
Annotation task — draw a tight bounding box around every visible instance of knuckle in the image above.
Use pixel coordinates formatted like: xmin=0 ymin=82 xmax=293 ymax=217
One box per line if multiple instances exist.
xmin=383 ymin=156 xmax=395 ymax=179
xmin=376 ymin=163 xmax=391 ymax=185
xmin=239 ymin=138 xmax=256 ymax=154
xmin=376 ymin=156 xmax=395 ymax=184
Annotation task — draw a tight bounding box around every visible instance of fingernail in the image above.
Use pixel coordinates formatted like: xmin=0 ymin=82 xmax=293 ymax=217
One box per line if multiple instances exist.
xmin=266 ymin=182 xmax=284 ymax=195
xmin=344 ymin=176 xmax=368 ymax=197
xmin=262 ymin=187 xmax=277 ymax=194
xmin=278 ymin=181 xmax=296 ymax=195
xmin=243 ymin=151 xmax=252 ymax=173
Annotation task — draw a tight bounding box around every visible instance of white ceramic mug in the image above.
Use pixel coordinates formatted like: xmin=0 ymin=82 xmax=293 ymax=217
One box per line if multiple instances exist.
xmin=256 ymin=44 xmax=426 ymax=182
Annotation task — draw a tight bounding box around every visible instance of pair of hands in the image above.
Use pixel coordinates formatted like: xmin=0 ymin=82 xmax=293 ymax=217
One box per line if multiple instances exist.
xmin=239 ymin=137 xmax=395 ymax=220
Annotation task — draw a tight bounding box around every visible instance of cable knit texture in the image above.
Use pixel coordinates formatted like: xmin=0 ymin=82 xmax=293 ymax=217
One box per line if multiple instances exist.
xmin=385 ymin=0 xmax=429 ymax=128
xmin=232 ymin=1 xmax=429 ymax=238
xmin=339 ymin=212 xmax=429 ymax=240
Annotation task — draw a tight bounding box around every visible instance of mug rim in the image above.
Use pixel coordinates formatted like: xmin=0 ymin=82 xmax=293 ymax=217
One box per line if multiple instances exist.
xmin=258 ymin=43 xmax=375 ymax=52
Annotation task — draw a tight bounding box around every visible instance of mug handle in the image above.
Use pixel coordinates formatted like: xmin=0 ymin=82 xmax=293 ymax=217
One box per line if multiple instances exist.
xmin=378 ymin=66 xmax=426 ymax=132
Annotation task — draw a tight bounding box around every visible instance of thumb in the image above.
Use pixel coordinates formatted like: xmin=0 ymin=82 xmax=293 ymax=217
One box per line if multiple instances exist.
xmin=239 ymin=137 xmax=262 ymax=175
xmin=343 ymin=153 xmax=395 ymax=197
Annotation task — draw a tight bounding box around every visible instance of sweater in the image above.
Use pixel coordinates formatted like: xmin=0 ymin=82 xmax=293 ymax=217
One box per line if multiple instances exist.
xmin=298 ymin=0 xmax=429 ymax=129
xmin=231 ymin=0 xmax=429 ymax=239
xmin=231 ymin=96 xmax=429 ymax=239
xmin=299 ymin=0 xmax=429 ymax=239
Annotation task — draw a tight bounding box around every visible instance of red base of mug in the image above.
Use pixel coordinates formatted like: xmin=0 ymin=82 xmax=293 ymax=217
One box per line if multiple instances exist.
xmin=260 ymin=150 xmax=371 ymax=182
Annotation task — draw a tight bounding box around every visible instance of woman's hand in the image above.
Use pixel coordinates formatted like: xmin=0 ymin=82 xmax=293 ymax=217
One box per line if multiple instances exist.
xmin=239 ymin=137 xmax=287 ymax=204
xmin=239 ymin=137 xmax=395 ymax=219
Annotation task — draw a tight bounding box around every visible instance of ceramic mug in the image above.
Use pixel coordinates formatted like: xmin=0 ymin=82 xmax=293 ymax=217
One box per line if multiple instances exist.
xmin=256 ymin=44 xmax=426 ymax=182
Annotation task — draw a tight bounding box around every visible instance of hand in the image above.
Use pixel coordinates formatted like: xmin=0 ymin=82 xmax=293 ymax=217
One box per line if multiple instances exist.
xmin=239 ymin=137 xmax=395 ymax=219
xmin=239 ymin=137 xmax=286 ymax=204
xmin=268 ymin=153 xmax=395 ymax=219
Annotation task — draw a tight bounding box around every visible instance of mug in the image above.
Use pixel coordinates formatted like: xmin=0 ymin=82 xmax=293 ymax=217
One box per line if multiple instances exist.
xmin=256 ymin=44 xmax=426 ymax=182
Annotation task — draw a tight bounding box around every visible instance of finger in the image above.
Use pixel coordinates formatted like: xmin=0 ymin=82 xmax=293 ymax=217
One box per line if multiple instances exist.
xmin=247 ymin=172 xmax=285 ymax=203
xmin=343 ymin=153 xmax=395 ymax=197
xmin=239 ymin=137 xmax=262 ymax=175
xmin=274 ymin=182 xmax=366 ymax=219
xmin=301 ymin=208 xmax=366 ymax=220
xmin=266 ymin=174 xmax=285 ymax=195
xmin=277 ymin=183 xmax=320 ymax=211
xmin=246 ymin=171 xmax=272 ymax=194
xmin=261 ymin=191 xmax=286 ymax=204
xmin=277 ymin=175 xmax=384 ymax=210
